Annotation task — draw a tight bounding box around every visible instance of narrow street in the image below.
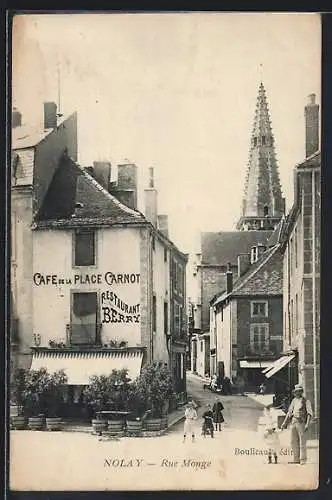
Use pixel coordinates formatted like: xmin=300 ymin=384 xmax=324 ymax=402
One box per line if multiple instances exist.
xmin=10 ymin=371 xmax=318 ymax=491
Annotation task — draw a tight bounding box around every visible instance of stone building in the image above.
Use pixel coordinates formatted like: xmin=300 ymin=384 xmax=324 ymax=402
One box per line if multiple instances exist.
xmin=210 ymin=238 xmax=284 ymax=389
xmin=190 ymin=82 xmax=285 ymax=376
xmin=271 ymin=93 xmax=320 ymax=436
xmin=11 ymin=104 xmax=188 ymax=402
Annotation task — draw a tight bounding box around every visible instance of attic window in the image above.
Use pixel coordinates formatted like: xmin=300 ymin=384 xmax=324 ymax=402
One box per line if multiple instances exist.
xmin=250 ymin=246 xmax=258 ymax=264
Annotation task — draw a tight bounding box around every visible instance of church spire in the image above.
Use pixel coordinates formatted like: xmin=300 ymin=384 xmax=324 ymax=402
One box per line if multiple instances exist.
xmin=237 ymin=82 xmax=285 ymax=231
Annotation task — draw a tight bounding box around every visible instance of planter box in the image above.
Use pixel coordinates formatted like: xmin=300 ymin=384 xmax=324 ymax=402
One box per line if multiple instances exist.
xmin=11 ymin=415 xmax=27 ymax=430
xmin=92 ymin=419 xmax=108 ymax=434
xmin=126 ymin=420 xmax=143 ymax=436
xmin=28 ymin=416 xmax=45 ymax=431
xmin=46 ymin=418 xmax=64 ymax=431
xmin=107 ymin=420 xmax=123 ymax=434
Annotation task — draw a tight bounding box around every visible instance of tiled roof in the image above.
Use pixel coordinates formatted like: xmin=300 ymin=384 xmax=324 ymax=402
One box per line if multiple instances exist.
xmin=213 ymin=244 xmax=282 ymax=306
xmin=11 ymin=117 xmax=68 ymax=150
xmin=201 ymin=230 xmax=273 ymax=266
xmin=34 ymin=156 xmax=146 ymax=228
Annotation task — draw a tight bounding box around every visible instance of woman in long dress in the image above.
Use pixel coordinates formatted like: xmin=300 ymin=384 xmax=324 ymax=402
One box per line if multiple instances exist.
xmin=183 ymin=401 xmax=197 ymax=442
xmin=212 ymin=397 xmax=224 ymax=431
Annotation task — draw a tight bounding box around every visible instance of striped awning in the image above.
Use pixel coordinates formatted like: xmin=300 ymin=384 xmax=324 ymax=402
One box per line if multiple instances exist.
xmin=239 ymin=360 xmax=274 ymax=369
xmin=263 ymin=354 xmax=295 ymax=379
xmin=30 ymin=350 xmax=144 ymax=385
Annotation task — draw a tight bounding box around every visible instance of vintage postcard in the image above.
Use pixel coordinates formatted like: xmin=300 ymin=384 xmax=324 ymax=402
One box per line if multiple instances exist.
xmin=9 ymin=12 xmax=321 ymax=491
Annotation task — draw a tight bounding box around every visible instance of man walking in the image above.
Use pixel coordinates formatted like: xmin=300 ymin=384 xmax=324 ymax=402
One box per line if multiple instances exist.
xmin=281 ymin=384 xmax=313 ymax=465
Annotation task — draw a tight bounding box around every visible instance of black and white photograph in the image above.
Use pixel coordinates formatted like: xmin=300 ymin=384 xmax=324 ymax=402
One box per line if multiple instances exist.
xmin=9 ymin=12 xmax=321 ymax=491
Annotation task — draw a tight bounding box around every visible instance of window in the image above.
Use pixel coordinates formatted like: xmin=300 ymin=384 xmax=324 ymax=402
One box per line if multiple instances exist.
xmin=71 ymin=292 xmax=98 ymax=344
xmin=152 ymin=237 xmax=155 ymax=251
xmin=74 ymin=230 xmax=95 ymax=266
xmin=164 ymin=301 xmax=168 ymax=335
xmin=262 ymin=135 xmax=266 ymax=145
xmin=251 ymin=301 xmax=268 ymax=318
xmin=164 ymin=248 xmax=168 ymax=262
xmin=253 ymin=137 xmax=258 ymax=147
xmin=250 ymin=323 xmax=269 ymax=351
xmin=263 ymin=205 xmax=269 ymax=216
xmin=174 ymin=303 xmax=180 ymax=335
xmin=250 ymin=246 xmax=258 ymax=264
xmin=289 ymin=237 xmax=293 ymax=275
xmin=200 ymin=340 xmax=204 ymax=352
xmin=295 ymin=294 xmax=298 ymax=336
xmin=152 ymin=295 xmax=157 ymax=332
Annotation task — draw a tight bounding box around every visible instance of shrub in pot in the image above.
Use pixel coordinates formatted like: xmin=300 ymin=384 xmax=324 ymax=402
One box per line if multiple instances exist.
xmin=134 ymin=362 xmax=173 ymax=431
xmin=22 ymin=368 xmax=67 ymax=430
xmin=84 ymin=369 xmax=131 ymax=434
xmin=10 ymin=368 xmax=28 ymax=429
xmin=126 ymin=381 xmax=147 ymax=435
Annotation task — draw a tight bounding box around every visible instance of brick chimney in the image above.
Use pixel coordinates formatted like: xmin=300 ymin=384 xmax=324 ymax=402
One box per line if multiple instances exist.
xmin=44 ymin=102 xmax=58 ymax=129
xmin=116 ymin=162 xmax=138 ymax=210
xmin=157 ymin=214 xmax=169 ymax=238
xmin=237 ymin=253 xmax=250 ymax=278
xmin=12 ymin=108 xmax=22 ymax=128
xmin=92 ymin=161 xmax=111 ymax=191
xmin=226 ymin=262 xmax=233 ymax=294
xmin=305 ymin=93 xmax=319 ymax=158
xmin=144 ymin=167 xmax=158 ymax=226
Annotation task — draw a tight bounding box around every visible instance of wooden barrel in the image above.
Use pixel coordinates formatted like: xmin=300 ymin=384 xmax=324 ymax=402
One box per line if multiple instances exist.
xmin=46 ymin=418 xmax=63 ymax=431
xmin=92 ymin=419 xmax=108 ymax=434
xmin=126 ymin=420 xmax=143 ymax=435
xmin=11 ymin=416 xmax=27 ymax=430
xmin=107 ymin=420 xmax=123 ymax=434
xmin=28 ymin=417 xmax=45 ymax=430
xmin=145 ymin=418 xmax=162 ymax=431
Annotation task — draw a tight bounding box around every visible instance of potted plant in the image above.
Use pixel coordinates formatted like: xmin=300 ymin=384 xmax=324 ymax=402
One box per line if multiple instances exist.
xmin=126 ymin=381 xmax=147 ymax=435
xmin=44 ymin=370 xmax=68 ymax=431
xmin=10 ymin=368 xmax=28 ymax=430
xmin=84 ymin=375 xmax=111 ymax=434
xmin=23 ymin=368 xmax=49 ymax=430
xmin=106 ymin=369 xmax=131 ymax=435
xmin=131 ymin=362 xmax=173 ymax=432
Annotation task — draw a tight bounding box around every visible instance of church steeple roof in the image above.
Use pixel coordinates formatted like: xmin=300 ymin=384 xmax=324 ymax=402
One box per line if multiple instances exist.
xmin=237 ymin=82 xmax=285 ymax=231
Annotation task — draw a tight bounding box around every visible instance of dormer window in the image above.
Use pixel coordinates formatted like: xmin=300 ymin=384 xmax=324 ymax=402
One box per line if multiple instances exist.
xmin=251 ymin=246 xmax=258 ymax=264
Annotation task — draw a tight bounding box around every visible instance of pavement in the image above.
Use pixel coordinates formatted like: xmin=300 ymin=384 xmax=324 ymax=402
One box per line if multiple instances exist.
xmin=9 ymin=372 xmax=319 ymax=491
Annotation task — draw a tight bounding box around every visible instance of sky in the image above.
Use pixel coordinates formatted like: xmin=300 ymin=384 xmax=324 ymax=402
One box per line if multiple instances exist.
xmin=12 ymin=13 xmax=321 ymax=256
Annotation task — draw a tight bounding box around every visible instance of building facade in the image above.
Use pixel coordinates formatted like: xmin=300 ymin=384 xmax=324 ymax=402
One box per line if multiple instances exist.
xmin=210 ymin=244 xmax=283 ymax=390
xmin=280 ymin=94 xmax=320 ymax=435
xmin=11 ymin=104 xmax=188 ymax=399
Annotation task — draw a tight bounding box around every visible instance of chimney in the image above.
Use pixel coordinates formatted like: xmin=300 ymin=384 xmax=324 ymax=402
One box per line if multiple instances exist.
xmin=226 ymin=262 xmax=233 ymax=294
xmin=116 ymin=162 xmax=138 ymax=210
xmin=305 ymin=93 xmax=319 ymax=158
xmin=44 ymin=101 xmax=58 ymax=129
xmin=237 ymin=253 xmax=250 ymax=278
xmin=157 ymin=214 xmax=169 ymax=238
xmin=12 ymin=108 xmax=22 ymax=128
xmin=144 ymin=167 xmax=158 ymax=226
xmin=92 ymin=161 xmax=111 ymax=191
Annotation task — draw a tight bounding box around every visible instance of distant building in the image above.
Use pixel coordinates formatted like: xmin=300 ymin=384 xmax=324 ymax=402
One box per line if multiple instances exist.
xmin=11 ymin=105 xmax=188 ymax=406
xmin=210 ymin=238 xmax=283 ymax=390
xmin=190 ymin=82 xmax=285 ymax=377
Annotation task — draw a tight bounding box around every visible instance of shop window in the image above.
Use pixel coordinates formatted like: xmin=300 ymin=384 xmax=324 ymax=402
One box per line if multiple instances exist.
xmin=251 ymin=301 xmax=268 ymax=317
xmin=74 ymin=230 xmax=95 ymax=266
xmin=71 ymin=292 xmax=98 ymax=344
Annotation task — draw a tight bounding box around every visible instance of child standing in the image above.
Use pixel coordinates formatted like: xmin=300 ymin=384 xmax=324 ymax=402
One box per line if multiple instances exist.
xmin=183 ymin=401 xmax=197 ymax=443
xmin=263 ymin=404 xmax=280 ymax=464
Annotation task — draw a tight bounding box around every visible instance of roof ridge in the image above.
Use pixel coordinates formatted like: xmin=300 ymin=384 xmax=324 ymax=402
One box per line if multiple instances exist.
xmin=72 ymin=160 xmax=144 ymax=219
xmin=232 ymin=244 xmax=280 ymax=294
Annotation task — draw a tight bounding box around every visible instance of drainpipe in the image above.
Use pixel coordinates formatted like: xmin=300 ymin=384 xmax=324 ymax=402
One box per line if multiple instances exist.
xmin=312 ymin=170 xmax=318 ymax=419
